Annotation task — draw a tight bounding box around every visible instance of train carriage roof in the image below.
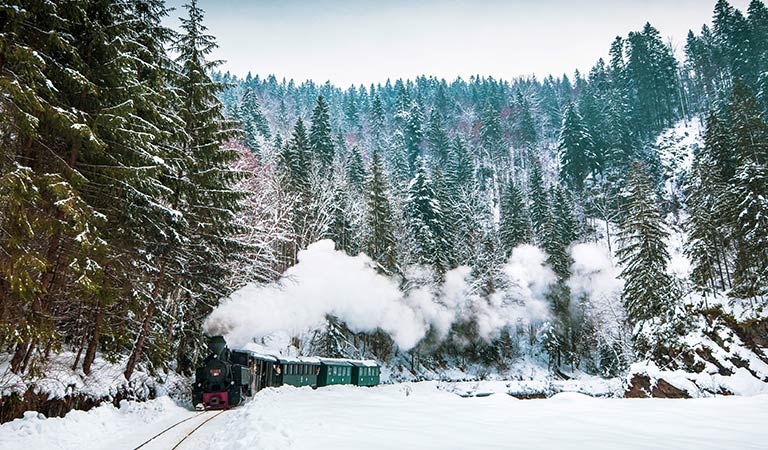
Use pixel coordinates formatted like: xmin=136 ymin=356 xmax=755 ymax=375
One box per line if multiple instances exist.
xmin=274 ymin=355 xmax=321 ymax=365
xmin=318 ymin=357 xmax=355 ymax=366
xmin=231 ymin=349 xmax=278 ymax=362
xmin=348 ymin=360 xmax=379 ymax=368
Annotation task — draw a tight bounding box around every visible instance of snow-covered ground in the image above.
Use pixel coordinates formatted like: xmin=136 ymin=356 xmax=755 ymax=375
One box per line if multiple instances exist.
xmin=3 ymin=382 xmax=768 ymax=450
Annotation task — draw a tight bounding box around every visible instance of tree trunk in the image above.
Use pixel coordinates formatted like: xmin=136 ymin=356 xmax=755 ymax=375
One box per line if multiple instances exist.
xmin=20 ymin=339 xmax=36 ymax=374
xmin=82 ymin=303 xmax=104 ymax=376
xmin=124 ymin=302 xmax=156 ymax=382
xmin=10 ymin=339 xmax=31 ymax=374
xmin=72 ymin=331 xmax=87 ymax=371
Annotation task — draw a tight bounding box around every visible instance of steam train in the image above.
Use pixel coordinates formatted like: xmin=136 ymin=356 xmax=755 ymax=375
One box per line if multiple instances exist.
xmin=192 ymin=336 xmax=381 ymax=409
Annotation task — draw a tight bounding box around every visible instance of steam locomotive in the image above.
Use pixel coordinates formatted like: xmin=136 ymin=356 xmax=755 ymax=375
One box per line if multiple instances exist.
xmin=192 ymin=336 xmax=381 ymax=410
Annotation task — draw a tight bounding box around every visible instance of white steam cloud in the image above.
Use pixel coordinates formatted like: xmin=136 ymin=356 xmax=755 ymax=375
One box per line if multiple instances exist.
xmin=204 ymin=240 xmax=557 ymax=350
xmin=567 ymin=242 xmax=624 ymax=304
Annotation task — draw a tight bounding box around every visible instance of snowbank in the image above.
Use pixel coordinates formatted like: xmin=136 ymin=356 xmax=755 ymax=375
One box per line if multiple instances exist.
xmin=0 ymin=352 xmax=188 ymax=423
xmin=5 ymin=384 xmax=767 ymax=450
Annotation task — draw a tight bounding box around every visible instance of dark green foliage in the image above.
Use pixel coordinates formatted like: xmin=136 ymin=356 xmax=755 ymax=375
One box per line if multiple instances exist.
xmin=685 ymin=114 xmax=733 ymax=297
xmin=499 ymin=180 xmax=531 ymax=256
xmin=346 ymin=145 xmax=367 ymax=192
xmin=514 ymin=91 xmax=538 ymax=150
xmin=559 ymin=103 xmax=597 ymax=191
xmin=725 ymin=81 xmax=768 ymax=299
xmin=406 ymin=158 xmax=451 ymax=274
xmin=427 ymin=109 xmax=450 ymax=165
xmin=617 ymin=162 xmax=674 ymax=328
xmin=528 ymin=161 xmax=549 ymax=237
xmin=0 ymin=0 xmax=244 ymax=378
xmin=240 ymin=87 xmax=271 ymax=154
xmin=624 ymin=23 xmax=681 ymax=135
xmin=479 ymin=100 xmax=504 ymax=161
xmin=364 ymin=151 xmax=398 ymax=273
xmin=279 ymin=119 xmax=313 ymax=255
xmin=309 ymin=95 xmax=335 ymax=172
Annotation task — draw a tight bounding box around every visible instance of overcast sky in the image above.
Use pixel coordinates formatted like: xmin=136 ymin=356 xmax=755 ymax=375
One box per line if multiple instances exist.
xmin=164 ymin=0 xmax=752 ymax=87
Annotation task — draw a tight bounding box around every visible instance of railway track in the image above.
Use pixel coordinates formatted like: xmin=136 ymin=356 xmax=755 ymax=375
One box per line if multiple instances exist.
xmin=133 ymin=409 xmax=227 ymax=450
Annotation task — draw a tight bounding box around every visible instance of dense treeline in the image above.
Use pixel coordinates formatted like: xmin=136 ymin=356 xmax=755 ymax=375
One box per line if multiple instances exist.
xmin=1 ymin=0 xmax=767 ymax=382
xmin=214 ymin=0 xmax=768 ymax=373
xmin=0 ymin=0 xmax=244 ymax=378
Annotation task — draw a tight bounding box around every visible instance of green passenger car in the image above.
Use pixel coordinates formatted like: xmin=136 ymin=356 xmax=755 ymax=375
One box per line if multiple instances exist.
xmin=317 ymin=358 xmax=353 ymax=386
xmin=278 ymin=357 xmax=320 ymax=388
xmin=350 ymin=360 xmax=380 ymax=386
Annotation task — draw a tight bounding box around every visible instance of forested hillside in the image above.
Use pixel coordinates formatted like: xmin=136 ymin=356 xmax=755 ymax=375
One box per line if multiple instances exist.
xmin=1 ymin=0 xmax=768 ymax=397
xmin=209 ymin=0 xmax=768 ymax=379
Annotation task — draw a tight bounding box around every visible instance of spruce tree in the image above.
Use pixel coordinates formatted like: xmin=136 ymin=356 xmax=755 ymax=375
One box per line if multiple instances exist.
xmin=369 ymin=93 xmax=386 ymax=151
xmin=404 ymin=101 xmax=425 ymax=176
xmin=686 ymin=139 xmax=730 ymax=295
xmin=559 ymin=102 xmax=597 ymax=191
xmin=406 ymin=157 xmax=450 ymax=274
xmin=364 ymin=151 xmax=398 ymax=272
xmin=280 ymin=119 xmax=313 ymax=253
xmin=427 ymin=109 xmax=450 ymax=165
xmin=499 ymin=180 xmax=531 ymax=256
xmin=479 ymin=100 xmax=504 ymax=161
xmin=346 ymin=145 xmax=367 ymax=192
xmin=528 ymin=160 xmax=549 ymax=238
xmin=726 ymin=81 xmax=768 ymax=300
xmin=515 ymin=91 xmax=538 ymax=151
xmin=617 ymin=162 xmax=674 ymax=330
xmin=125 ymin=0 xmax=244 ymax=380
xmin=240 ymin=87 xmax=271 ymax=154
xmin=309 ymin=95 xmax=335 ymax=172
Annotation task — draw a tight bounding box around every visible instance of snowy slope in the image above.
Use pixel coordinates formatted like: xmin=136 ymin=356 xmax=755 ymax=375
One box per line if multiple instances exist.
xmin=3 ymin=385 xmax=768 ymax=450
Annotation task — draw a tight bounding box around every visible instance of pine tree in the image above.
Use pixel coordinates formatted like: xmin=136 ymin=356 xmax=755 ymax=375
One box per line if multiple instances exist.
xmin=726 ymin=81 xmax=768 ymax=300
xmin=528 ymin=160 xmax=549 ymax=238
xmin=479 ymin=100 xmax=504 ymax=161
xmin=128 ymin=0 xmax=245 ymax=380
xmin=406 ymin=157 xmax=450 ymax=274
xmin=515 ymin=91 xmax=538 ymax=151
xmin=559 ymin=102 xmax=597 ymax=191
xmin=280 ymin=119 xmax=312 ymax=252
xmin=404 ymin=101 xmax=425 ymax=176
xmin=446 ymin=137 xmax=474 ymax=190
xmin=685 ymin=115 xmax=733 ymax=297
xmin=369 ymin=93 xmax=386 ymax=151
xmin=240 ymin=87 xmax=271 ymax=154
xmin=346 ymin=145 xmax=367 ymax=192
xmin=427 ymin=109 xmax=450 ymax=165
xmin=364 ymin=151 xmax=398 ymax=272
xmin=344 ymin=87 xmax=361 ymax=134
xmin=625 ymin=23 xmax=681 ymax=135
xmin=499 ymin=180 xmax=531 ymax=256
xmin=309 ymin=95 xmax=335 ymax=172
xmin=617 ymin=162 xmax=674 ymax=329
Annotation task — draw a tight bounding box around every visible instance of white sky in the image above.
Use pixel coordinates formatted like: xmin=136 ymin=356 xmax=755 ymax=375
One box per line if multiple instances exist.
xmin=165 ymin=0 xmax=752 ymax=87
